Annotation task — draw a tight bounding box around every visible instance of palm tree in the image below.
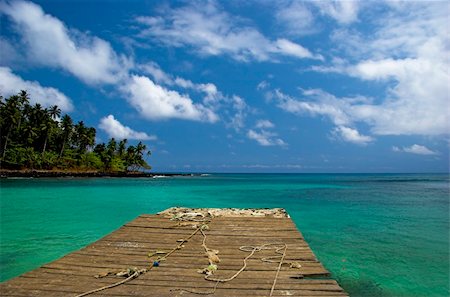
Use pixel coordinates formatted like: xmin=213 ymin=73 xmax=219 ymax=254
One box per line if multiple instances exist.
xmin=15 ymin=91 xmax=30 ymax=133
xmin=125 ymin=145 xmax=137 ymax=171
xmin=40 ymin=116 xmax=55 ymax=155
xmin=1 ymin=95 xmax=21 ymax=159
xmin=118 ymin=139 xmax=127 ymax=158
xmin=107 ymin=138 xmax=117 ymax=155
xmin=39 ymin=105 xmax=60 ymax=155
xmin=48 ymin=105 xmax=61 ymax=120
xmin=22 ymin=124 xmax=37 ymax=146
xmin=74 ymin=121 xmax=87 ymax=153
xmin=126 ymin=142 xmax=151 ymax=171
xmin=86 ymin=127 xmax=96 ymax=150
xmin=59 ymin=114 xmax=73 ymax=157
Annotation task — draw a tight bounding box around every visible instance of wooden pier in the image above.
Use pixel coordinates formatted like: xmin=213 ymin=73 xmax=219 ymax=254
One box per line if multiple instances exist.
xmin=0 ymin=208 xmax=348 ymax=296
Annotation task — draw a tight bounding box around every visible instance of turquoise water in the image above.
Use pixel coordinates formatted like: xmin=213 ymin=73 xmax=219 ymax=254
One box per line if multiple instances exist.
xmin=0 ymin=174 xmax=448 ymax=296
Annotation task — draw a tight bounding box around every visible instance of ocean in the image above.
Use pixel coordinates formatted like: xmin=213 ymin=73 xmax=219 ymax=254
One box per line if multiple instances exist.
xmin=0 ymin=173 xmax=448 ymax=296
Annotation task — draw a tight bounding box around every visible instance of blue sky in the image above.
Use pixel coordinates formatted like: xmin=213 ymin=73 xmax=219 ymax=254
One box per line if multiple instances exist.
xmin=0 ymin=0 xmax=448 ymax=173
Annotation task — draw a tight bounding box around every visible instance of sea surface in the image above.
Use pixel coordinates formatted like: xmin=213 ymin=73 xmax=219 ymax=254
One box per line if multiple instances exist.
xmin=0 ymin=173 xmax=448 ymax=296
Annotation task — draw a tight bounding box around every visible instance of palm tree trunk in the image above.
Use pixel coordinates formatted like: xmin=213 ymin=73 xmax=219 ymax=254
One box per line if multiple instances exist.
xmin=59 ymin=137 xmax=66 ymax=158
xmin=42 ymin=134 xmax=48 ymax=155
xmin=1 ymin=126 xmax=12 ymax=159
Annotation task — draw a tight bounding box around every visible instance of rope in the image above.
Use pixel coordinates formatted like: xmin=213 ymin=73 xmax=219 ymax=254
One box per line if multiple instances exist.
xmin=171 ymin=227 xmax=221 ymax=295
xmin=205 ymin=245 xmax=259 ymax=283
xmin=76 ymin=214 xmax=292 ymax=297
xmin=205 ymin=243 xmax=288 ymax=296
xmin=175 ymin=227 xmax=289 ymax=296
xmin=158 ymin=225 xmax=204 ymax=261
xmin=75 ymin=223 xmax=207 ymax=297
xmin=74 ymin=268 xmax=147 ymax=297
xmin=269 ymin=243 xmax=287 ymax=297
xmin=171 ymin=279 xmax=221 ymax=295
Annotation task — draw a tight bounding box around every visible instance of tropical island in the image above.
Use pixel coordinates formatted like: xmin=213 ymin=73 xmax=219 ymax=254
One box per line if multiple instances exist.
xmin=0 ymin=91 xmax=156 ymax=177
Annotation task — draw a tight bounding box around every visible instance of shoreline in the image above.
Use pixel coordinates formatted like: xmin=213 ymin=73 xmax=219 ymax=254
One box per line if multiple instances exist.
xmin=0 ymin=169 xmax=200 ymax=178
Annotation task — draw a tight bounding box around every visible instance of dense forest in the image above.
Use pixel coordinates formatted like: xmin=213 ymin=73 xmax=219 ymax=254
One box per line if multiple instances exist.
xmin=0 ymin=91 xmax=151 ymax=172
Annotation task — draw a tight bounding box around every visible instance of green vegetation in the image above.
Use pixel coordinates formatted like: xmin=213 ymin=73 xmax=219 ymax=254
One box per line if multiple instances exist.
xmin=0 ymin=91 xmax=151 ymax=172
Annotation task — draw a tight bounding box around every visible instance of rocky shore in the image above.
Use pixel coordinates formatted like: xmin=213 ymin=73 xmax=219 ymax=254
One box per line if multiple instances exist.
xmin=0 ymin=169 xmax=199 ymax=178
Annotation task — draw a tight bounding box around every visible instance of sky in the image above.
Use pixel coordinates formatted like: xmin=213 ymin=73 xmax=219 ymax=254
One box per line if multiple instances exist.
xmin=0 ymin=0 xmax=448 ymax=173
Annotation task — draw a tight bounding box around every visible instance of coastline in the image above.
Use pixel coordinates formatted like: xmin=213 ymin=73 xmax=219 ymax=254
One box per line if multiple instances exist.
xmin=0 ymin=169 xmax=199 ymax=178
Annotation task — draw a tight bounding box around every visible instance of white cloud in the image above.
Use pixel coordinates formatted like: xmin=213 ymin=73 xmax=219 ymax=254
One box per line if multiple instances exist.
xmin=174 ymin=77 xmax=219 ymax=103
xmin=247 ymin=129 xmax=286 ymax=147
xmin=273 ymin=0 xmax=359 ymax=37
xmin=271 ymin=88 xmax=374 ymax=145
xmin=122 ymin=75 xmax=218 ymax=122
xmin=139 ymin=62 xmax=221 ymax=103
xmin=0 ymin=37 xmax=21 ymax=66
xmin=272 ymin=80 xmax=448 ymax=145
xmin=275 ymin=1 xmax=316 ymax=36
xmin=393 ymin=144 xmax=439 ymax=156
xmin=257 ymin=80 xmax=269 ymax=91
xmin=99 ymin=115 xmax=156 ymax=140
xmin=332 ymin=126 xmax=373 ymax=145
xmin=0 ymin=66 xmax=73 ymax=111
xmin=139 ymin=62 xmax=173 ymax=85
xmin=274 ymin=88 xmax=353 ymax=126
xmin=349 ymin=58 xmax=448 ymax=135
xmin=308 ymin=2 xmax=450 ymax=136
xmin=313 ymin=1 xmax=360 ymax=24
xmin=225 ymin=95 xmax=248 ymax=131
xmin=138 ymin=62 xmax=249 ymax=128
xmin=255 ymin=120 xmax=275 ymax=129
xmin=135 ymin=1 xmax=318 ymax=62
xmin=274 ymin=38 xmax=321 ymax=60
xmin=0 ymin=0 xmax=129 ymax=84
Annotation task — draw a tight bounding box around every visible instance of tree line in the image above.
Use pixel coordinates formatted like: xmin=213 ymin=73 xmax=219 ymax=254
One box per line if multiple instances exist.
xmin=0 ymin=91 xmax=151 ymax=172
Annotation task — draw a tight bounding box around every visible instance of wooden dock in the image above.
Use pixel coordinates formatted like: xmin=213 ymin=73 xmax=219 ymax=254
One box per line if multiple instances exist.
xmin=0 ymin=208 xmax=348 ymax=296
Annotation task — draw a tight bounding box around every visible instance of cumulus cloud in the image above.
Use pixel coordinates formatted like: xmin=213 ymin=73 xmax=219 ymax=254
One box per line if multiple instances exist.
xmin=274 ymin=0 xmax=359 ymax=37
xmin=139 ymin=61 xmax=173 ymax=85
xmin=272 ymin=78 xmax=448 ymax=146
xmin=226 ymin=95 xmax=248 ymax=131
xmin=308 ymin=57 xmax=449 ymax=135
xmin=0 ymin=37 xmax=21 ymax=66
xmin=134 ymin=1 xmax=319 ymax=62
xmin=275 ymin=1 xmax=316 ymax=36
xmin=0 ymin=66 xmax=73 ymax=111
xmin=0 ymin=0 xmax=129 ymax=84
xmin=332 ymin=126 xmax=373 ymax=145
xmin=308 ymin=2 xmax=449 ymax=136
xmin=139 ymin=62 xmax=250 ymax=130
xmin=122 ymin=75 xmax=218 ymax=122
xmin=98 ymin=115 xmax=156 ymax=140
xmin=392 ymin=144 xmax=439 ymax=156
xmin=174 ymin=77 xmax=219 ymax=103
xmin=274 ymin=88 xmax=354 ymax=126
xmin=257 ymin=80 xmax=269 ymax=91
xmin=274 ymin=38 xmax=321 ymax=60
xmin=271 ymin=88 xmax=374 ymax=144
xmin=139 ymin=62 xmax=221 ymax=103
xmin=313 ymin=0 xmax=360 ymax=24
xmin=247 ymin=129 xmax=286 ymax=147
xmin=255 ymin=120 xmax=275 ymax=129
xmin=247 ymin=118 xmax=285 ymax=146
